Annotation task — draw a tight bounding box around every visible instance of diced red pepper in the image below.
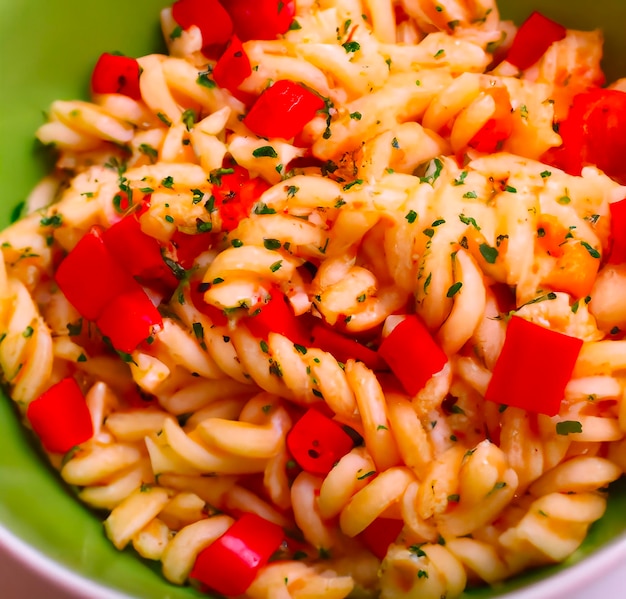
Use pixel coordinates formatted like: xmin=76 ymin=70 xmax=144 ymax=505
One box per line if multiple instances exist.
xmin=212 ymin=165 xmax=270 ymax=231
xmin=55 ymin=226 xmax=140 ymax=321
xmin=311 ymin=324 xmax=387 ymax=371
xmin=377 ymin=315 xmax=448 ymax=396
xmin=96 ymin=288 xmax=163 ymax=353
xmin=286 ymin=408 xmax=354 ymax=475
xmin=505 ymin=11 xmax=567 ymax=71
xmin=245 ymin=288 xmax=308 ymax=346
xmin=190 ymin=512 xmax=284 ymax=596
xmin=609 ymin=199 xmax=626 ymax=264
xmin=485 ymin=315 xmax=583 ymax=416
xmin=357 ymin=518 xmax=404 ymax=560
xmin=91 ymin=53 xmax=142 ymax=101
xmin=224 ymin=0 xmax=296 ymax=42
xmin=172 ymin=0 xmax=233 ymax=57
xmin=468 ymin=86 xmax=514 ymax=153
xmin=243 ymin=80 xmax=325 ymax=140
xmin=189 ymin=277 xmax=230 ymax=326
xmin=212 ymin=35 xmax=253 ymax=103
xmin=26 ymin=378 xmax=94 ymax=454
xmin=170 ymin=230 xmax=213 ymax=269
xmin=546 ymin=89 xmax=626 ymax=185
xmin=103 ymin=213 xmax=179 ymax=290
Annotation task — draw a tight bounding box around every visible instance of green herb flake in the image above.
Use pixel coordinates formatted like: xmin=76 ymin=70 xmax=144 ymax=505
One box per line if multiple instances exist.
xmin=22 ymin=326 xmax=34 ymax=338
xmin=231 ymin=238 xmax=244 ymax=248
xmin=556 ymin=420 xmax=583 ymax=435
xmin=447 ymin=494 xmax=460 ymax=502
xmin=463 ymin=191 xmax=478 ymax=199
xmin=459 ymin=214 xmax=480 ymax=230
xmin=357 ymin=470 xmax=376 ymax=480
xmin=342 ymin=41 xmax=360 ymax=53
xmin=138 ymin=143 xmax=158 ymax=162
xmin=343 ymin=179 xmax=363 ymax=191
xmin=349 ymin=111 xmax=362 ymax=120
xmin=182 ymin=108 xmax=197 ymax=130
xmin=540 ymin=170 xmax=552 ymax=178
xmin=423 ymin=228 xmax=435 ymax=238
xmin=253 ymin=145 xmax=278 ymax=159
xmin=409 ymin=544 xmax=427 ymax=558
xmin=263 ymin=238 xmax=282 ymax=251
xmin=270 ymin=260 xmax=283 ymax=272
xmin=446 ymin=282 xmax=463 ymax=298
xmin=286 ymin=185 xmax=299 ymax=198
xmin=39 ymin=214 xmax=63 ymax=228
xmin=453 ymin=171 xmax=468 ymax=186
xmin=288 ymin=19 xmax=302 ymax=30
xmin=434 ymin=48 xmax=445 ymax=58
xmin=580 ymin=241 xmax=601 ymax=259
xmin=157 ymin=112 xmax=172 ymax=127
xmin=260 ymin=340 xmax=269 ymax=353
xmin=254 ymin=202 xmax=276 ymax=215
xmin=558 ymin=195 xmax=571 ymax=205
xmin=161 ymin=176 xmax=175 ymax=189
xmin=405 ymin=210 xmax=418 ymax=224
xmin=479 ymin=243 xmax=499 ymax=264
xmin=197 ymin=69 xmax=216 ymax=89
xmin=417 ymin=570 xmax=429 ymax=579
xmin=504 ymin=185 xmax=517 ymax=193
xmin=192 ymin=322 xmax=205 ymax=341
xmin=294 ymin=344 xmax=307 ymax=355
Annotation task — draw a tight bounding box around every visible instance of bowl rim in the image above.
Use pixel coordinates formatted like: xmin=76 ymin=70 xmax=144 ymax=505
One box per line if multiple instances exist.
xmin=2 ymin=519 xmax=626 ymax=599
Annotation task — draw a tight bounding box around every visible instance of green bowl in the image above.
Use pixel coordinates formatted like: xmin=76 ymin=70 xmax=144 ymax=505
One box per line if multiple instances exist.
xmin=1 ymin=1 xmax=626 ymax=597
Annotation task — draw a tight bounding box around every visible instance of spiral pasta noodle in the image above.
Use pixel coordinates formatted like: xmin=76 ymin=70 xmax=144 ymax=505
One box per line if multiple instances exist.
xmin=2 ymin=0 xmax=626 ymax=597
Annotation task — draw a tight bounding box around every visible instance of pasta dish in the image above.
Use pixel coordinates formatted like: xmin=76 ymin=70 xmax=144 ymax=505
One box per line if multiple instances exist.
xmin=2 ymin=0 xmax=626 ymax=597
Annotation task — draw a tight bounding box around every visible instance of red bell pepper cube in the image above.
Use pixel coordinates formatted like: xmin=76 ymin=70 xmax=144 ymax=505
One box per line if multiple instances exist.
xmin=468 ymin=86 xmax=514 ymax=153
xmin=377 ymin=315 xmax=448 ymax=396
xmin=211 ymin=165 xmax=270 ymax=231
xmin=26 ymin=377 xmax=94 ymax=454
xmin=245 ymin=288 xmax=308 ymax=346
xmin=224 ymin=0 xmax=296 ymax=42
xmin=310 ymin=324 xmax=387 ymax=371
xmin=190 ymin=512 xmax=284 ymax=596
xmin=609 ymin=199 xmax=626 ymax=264
xmin=286 ymin=408 xmax=355 ymax=475
xmin=485 ymin=315 xmax=583 ymax=416
xmin=103 ymin=214 xmax=179 ymax=290
xmin=212 ymin=35 xmax=253 ymax=103
xmin=91 ymin=53 xmax=142 ymax=101
xmin=55 ymin=226 xmax=140 ymax=321
xmin=357 ymin=517 xmax=404 ymax=560
xmin=170 ymin=230 xmax=214 ymax=270
xmin=505 ymin=11 xmax=567 ymax=71
xmin=546 ymin=89 xmax=626 ymax=185
xmin=96 ymin=287 xmax=163 ymax=353
xmin=172 ymin=0 xmax=233 ymax=57
xmin=243 ymin=80 xmax=326 ymax=140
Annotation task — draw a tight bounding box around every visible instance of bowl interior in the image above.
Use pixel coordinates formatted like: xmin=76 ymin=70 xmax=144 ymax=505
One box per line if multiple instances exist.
xmin=1 ymin=1 xmax=626 ymax=597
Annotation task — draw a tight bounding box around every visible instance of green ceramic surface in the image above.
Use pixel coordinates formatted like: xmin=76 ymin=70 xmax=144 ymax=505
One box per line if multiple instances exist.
xmin=1 ymin=1 xmax=626 ymax=597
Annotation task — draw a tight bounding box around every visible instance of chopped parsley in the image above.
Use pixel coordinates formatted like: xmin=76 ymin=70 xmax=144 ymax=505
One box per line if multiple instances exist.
xmin=556 ymin=420 xmax=583 ymax=435
xmin=342 ymin=41 xmax=361 ymax=53
xmin=253 ymin=145 xmax=278 ymax=158
xmin=479 ymin=243 xmax=498 ymax=264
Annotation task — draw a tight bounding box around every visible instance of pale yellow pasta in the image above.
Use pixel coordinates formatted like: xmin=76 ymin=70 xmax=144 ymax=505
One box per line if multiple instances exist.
xmin=2 ymin=0 xmax=626 ymax=598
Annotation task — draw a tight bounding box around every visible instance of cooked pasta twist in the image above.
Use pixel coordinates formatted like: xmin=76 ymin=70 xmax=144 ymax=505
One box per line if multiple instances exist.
xmin=3 ymin=0 xmax=626 ymax=598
